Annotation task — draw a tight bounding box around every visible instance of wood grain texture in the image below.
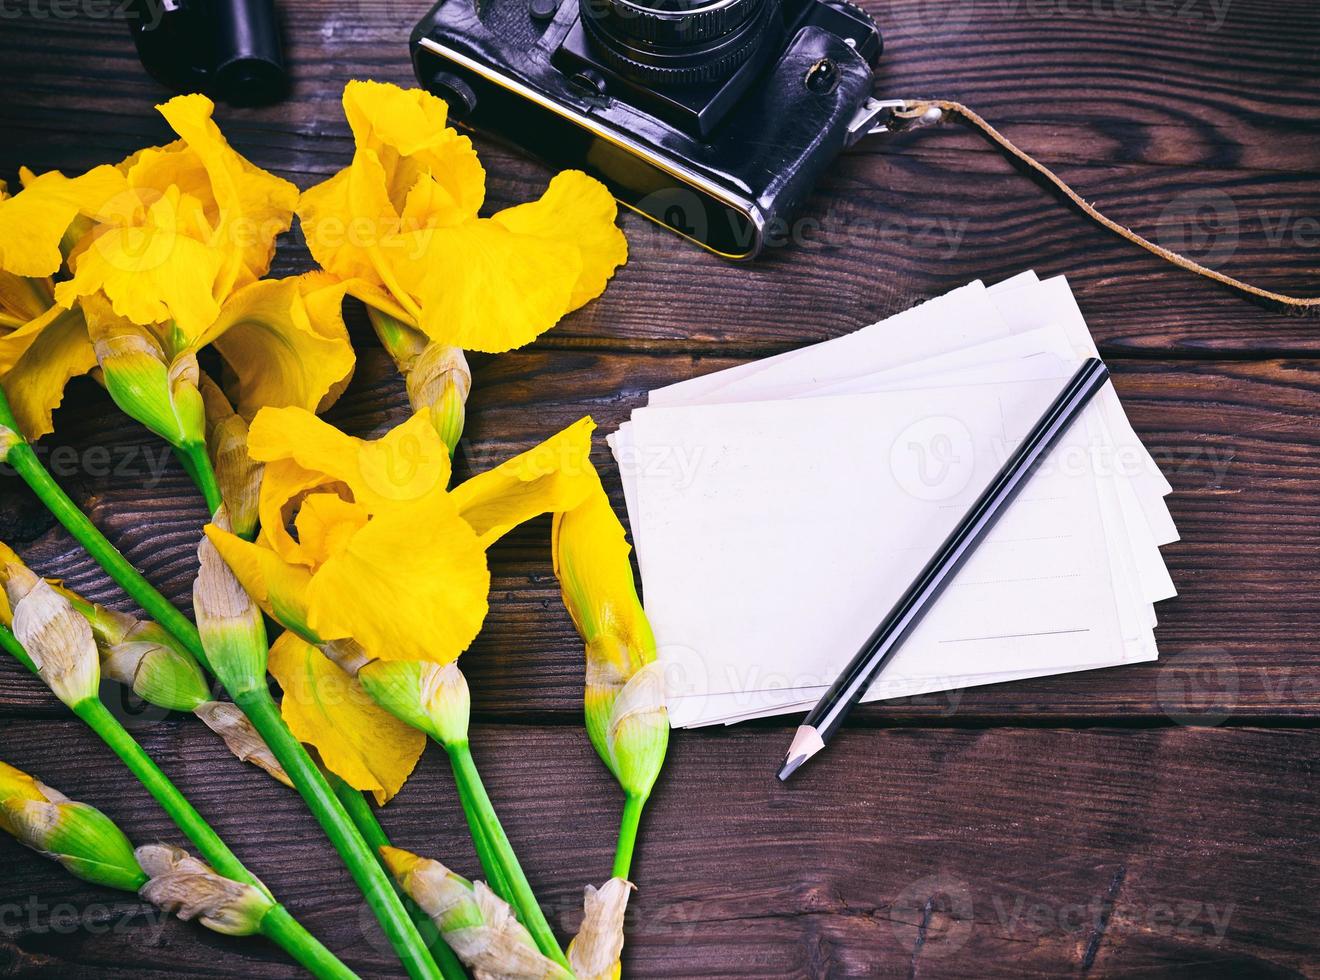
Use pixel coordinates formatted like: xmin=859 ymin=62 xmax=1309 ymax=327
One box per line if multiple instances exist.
xmin=1 ymin=721 xmax=1317 ymax=978
xmin=2 ymin=0 xmax=1319 ymax=976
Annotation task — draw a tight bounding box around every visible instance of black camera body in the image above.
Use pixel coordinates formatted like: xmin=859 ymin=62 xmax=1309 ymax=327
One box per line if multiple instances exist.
xmin=411 ymin=0 xmax=882 ymax=257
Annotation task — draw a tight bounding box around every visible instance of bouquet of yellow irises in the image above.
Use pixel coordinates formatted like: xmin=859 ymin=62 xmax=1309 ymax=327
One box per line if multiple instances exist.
xmin=0 ymin=79 xmax=666 ymax=979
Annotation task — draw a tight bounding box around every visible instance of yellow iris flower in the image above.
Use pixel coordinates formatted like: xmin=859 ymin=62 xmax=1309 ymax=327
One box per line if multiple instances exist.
xmin=55 ymin=94 xmax=299 ymax=337
xmin=298 ymin=80 xmax=628 ymax=354
xmin=204 ymin=407 xmax=598 ymax=801
xmin=0 ymin=97 xmax=354 ymax=451
xmin=0 ymin=179 xmax=99 ymax=440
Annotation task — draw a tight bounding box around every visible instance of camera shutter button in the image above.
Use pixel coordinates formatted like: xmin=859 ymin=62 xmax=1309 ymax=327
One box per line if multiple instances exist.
xmin=530 ymin=0 xmax=560 ymax=20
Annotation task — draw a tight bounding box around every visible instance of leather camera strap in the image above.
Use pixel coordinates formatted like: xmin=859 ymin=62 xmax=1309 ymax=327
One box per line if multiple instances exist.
xmin=892 ymin=100 xmax=1319 ymax=311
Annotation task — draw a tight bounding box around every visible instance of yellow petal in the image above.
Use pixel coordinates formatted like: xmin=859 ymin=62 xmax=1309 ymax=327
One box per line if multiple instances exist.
xmin=0 ymin=167 xmax=128 ymax=278
xmin=297 ymin=167 xmax=382 ymax=284
xmin=552 ymin=470 xmax=655 ymax=667
xmin=450 ymin=417 xmax=598 ymax=547
xmin=122 ymin=141 xmax=215 ymax=216
xmin=156 ymin=94 xmax=299 ymax=293
xmin=303 ymin=489 xmax=490 ymax=664
xmin=55 ymin=187 xmax=224 ymax=340
xmin=298 ymin=83 xmax=482 ymax=296
xmin=340 ymin=80 xmax=484 ymax=226
xmin=342 ymin=277 xmax=418 ymax=328
xmin=393 ymin=219 xmax=581 ymax=353
xmin=0 ymin=305 xmax=97 ymax=440
xmin=255 ymin=458 xmax=347 ymax=568
xmin=294 ymin=493 xmax=371 ymax=568
xmin=248 ymin=406 xmax=451 ymax=510
xmin=205 ymin=274 xmax=357 ymax=419
xmin=0 ymin=272 xmax=54 ymax=325
xmin=268 ymin=631 xmax=425 ymax=804
xmin=203 ymin=523 xmax=319 ymax=642
xmin=493 ymin=171 xmax=627 ymax=309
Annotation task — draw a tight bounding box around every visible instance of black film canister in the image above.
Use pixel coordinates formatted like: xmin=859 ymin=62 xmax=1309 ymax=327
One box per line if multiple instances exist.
xmin=210 ymin=0 xmax=288 ymax=105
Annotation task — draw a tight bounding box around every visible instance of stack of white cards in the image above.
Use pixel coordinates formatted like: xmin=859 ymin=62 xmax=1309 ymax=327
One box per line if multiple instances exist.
xmin=607 ymin=272 xmax=1178 ymax=728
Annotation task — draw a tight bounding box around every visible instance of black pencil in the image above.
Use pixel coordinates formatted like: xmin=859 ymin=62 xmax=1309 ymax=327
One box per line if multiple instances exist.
xmin=776 ymin=357 xmax=1112 ymax=781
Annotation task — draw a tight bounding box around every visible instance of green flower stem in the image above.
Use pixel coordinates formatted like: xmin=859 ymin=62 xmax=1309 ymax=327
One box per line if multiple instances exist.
xmin=258 ymin=905 xmax=359 ymax=980
xmin=445 ymin=741 xmax=569 ymax=970
xmin=326 ymin=772 xmax=469 ymax=980
xmin=62 ymin=699 xmax=357 ymax=980
xmin=70 ymin=697 xmax=263 ymax=888
xmin=232 ymin=686 xmax=445 ymax=980
xmin=612 ymin=793 xmax=647 ymax=880
xmin=0 ymin=623 xmax=37 ymax=673
xmin=175 ymin=440 xmax=224 ymax=517
xmin=3 ymin=441 xmax=210 ymax=669
xmin=448 ymin=756 xmax=512 ymax=904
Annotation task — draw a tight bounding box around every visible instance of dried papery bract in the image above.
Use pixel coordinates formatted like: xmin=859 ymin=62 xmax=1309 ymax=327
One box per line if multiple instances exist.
xmin=199 ymin=374 xmax=263 ymax=538
xmin=194 ymin=519 xmax=268 ymax=693
xmin=4 ymin=566 xmax=100 ymax=706
xmin=136 ymin=843 xmax=274 ymax=936
xmin=568 ymin=877 xmax=634 ymax=980
xmin=193 ymin=701 xmax=292 ymax=787
xmin=382 ymin=846 xmax=573 ymax=980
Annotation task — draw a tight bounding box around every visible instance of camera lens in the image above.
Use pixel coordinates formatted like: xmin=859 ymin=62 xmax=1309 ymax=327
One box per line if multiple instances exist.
xmin=579 ymin=0 xmax=779 ymax=86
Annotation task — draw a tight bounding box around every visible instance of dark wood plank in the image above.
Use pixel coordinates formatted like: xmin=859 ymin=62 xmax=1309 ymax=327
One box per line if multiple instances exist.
xmin=2 ymin=354 xmax=1319 ymax=723
xmin=0 ymin=719 xmax=1316 ymax=977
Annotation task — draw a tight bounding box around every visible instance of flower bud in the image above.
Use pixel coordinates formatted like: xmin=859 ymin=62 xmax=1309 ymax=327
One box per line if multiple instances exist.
xmin=58 ymin=587 xmax=292 ymax=786
xmin=553 ymin=477 xmax=669 ymax=800
xmin=102 ymin=627 xmax=211 ymax=713
xmin=3 ymin=565 xmax=100 ymax=706
xmin=365 ymin=309 xmax=470 ymax=457
xmin=88 ymin=310 xmax=206 ymax=452
xmin=358 ymin=659 xmax=470 ymax=747
xmin=568 ymin=878 xmax=634 ymax=980
xmin=193 ymin=525 xmax=268 ymax=692
xmin=194 ymin=701 xmax=292 ymax=787
xmin=136 ymin=843 xmax=274 ymax=936
xmin=381 ymin=846 xmax=573 ymax=980
xmin=199 ymin=374 xmax=263 ymax=540
xmin=406 ymin=344 xmax=470 ymax=457
xmin=0 ymin=760 xmax=146 ymax=892
xmin=601 ymin=661 xmax=667 ymax=801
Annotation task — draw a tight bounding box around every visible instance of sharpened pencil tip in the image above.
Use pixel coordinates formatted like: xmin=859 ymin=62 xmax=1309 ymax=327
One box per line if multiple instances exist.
xmin=776 ymin=725 xmax=826 ymax=782
xmin=777 ymin=753 xmax=808 ymax=782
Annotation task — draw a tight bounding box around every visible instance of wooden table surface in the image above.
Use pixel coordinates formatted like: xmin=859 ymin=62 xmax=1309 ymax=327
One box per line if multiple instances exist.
xmin=3 ymin=1 xmax=1320 ymax=976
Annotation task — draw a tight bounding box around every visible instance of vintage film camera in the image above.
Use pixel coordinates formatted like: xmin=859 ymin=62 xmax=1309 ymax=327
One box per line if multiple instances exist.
xmin=411 ymin=0 xmax=886 ymax=257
